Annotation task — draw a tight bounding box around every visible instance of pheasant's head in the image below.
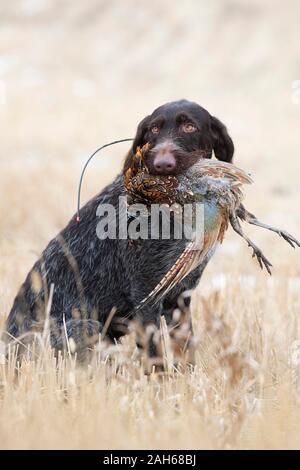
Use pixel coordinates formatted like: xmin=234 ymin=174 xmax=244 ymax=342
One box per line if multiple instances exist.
xmin=124 ymin=143 xmax=178 ymax=205
xmin=124 ymin=143 xmax=150 ymax=189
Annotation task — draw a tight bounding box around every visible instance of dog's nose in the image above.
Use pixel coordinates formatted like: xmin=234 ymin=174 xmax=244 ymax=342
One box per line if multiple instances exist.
xmin=153 ymin=152 xmax=176 ymax=174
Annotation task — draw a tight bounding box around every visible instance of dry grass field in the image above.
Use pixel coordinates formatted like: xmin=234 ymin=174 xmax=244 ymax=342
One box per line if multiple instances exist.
xmin=0 ymin=0 xmax=300 ymax=449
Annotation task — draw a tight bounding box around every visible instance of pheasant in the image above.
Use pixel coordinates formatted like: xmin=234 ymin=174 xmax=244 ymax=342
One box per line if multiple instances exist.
xmin=124 ymin=144 xmax=300 ymax=309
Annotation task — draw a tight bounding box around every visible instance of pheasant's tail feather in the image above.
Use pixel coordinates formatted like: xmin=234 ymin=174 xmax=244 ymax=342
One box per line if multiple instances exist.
xmin=134 ymin=224 xmax=222 ymax=313
xmin=135 ymin=243 xmax=196 ymax=312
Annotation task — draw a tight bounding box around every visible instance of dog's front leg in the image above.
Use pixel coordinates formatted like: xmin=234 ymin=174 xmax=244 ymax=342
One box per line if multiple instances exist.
xmin=133 ymin=292 xmax=195 ymax=372
xmin=132 ymin=299 xmax=165 ymax=372
xmin=163 ymin=292 xmax=195 ymax=369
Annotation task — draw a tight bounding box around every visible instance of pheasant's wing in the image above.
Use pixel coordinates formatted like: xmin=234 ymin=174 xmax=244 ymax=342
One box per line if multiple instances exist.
xmin=135 ymin=221 xmax=223 ymax=312
xmin=189 ymin=160 xmax=253 ymax=186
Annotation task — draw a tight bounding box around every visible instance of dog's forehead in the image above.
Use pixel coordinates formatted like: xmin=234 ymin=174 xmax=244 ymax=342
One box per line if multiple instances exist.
xmin=150 ymin=100 xmax=211 ymax=123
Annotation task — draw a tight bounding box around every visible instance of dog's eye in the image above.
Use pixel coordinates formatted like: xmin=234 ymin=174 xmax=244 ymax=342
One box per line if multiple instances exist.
xmin=151 ymin=125 xmax=160 ymax=134
xmin=182 ymin=123 xmax=197 ymax=133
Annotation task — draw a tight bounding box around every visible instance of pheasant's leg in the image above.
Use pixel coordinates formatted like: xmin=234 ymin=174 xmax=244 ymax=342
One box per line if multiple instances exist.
xmin=237 ymin=204 xmax=300 ymax=248
xmin=229 ymin=213 xmax=273 ymax=274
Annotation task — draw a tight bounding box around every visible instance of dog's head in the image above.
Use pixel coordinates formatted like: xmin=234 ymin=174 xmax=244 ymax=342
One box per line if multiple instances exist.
xmin=124 ymin=99 xmax=234 ymax=176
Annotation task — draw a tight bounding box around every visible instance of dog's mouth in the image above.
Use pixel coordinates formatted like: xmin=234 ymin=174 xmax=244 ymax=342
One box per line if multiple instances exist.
xmin=145 ymin=141 xmax=212 ymax=176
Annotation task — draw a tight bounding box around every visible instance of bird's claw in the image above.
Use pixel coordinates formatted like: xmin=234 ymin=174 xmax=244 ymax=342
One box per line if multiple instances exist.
xmin=249 ymin=244 xmax=273 ymax=275
xmin=278 ymin=230 xmax=300 ymax=249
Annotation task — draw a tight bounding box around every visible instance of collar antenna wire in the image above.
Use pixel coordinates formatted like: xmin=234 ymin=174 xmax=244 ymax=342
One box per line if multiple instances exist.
xmin=76 ymin=138 xmax=133 ymax=222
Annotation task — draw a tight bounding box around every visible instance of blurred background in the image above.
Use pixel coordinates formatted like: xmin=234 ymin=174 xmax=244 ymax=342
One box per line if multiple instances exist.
xmin=0 ymin=0 xmax=299 ymax=319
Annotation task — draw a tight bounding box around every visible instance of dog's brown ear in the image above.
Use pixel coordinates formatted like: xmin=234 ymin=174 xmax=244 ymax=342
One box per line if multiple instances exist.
xmin=123 ymin=115 xmax=151 ymax=172
xmin=210 ymin=116 xmax=234 ymax=162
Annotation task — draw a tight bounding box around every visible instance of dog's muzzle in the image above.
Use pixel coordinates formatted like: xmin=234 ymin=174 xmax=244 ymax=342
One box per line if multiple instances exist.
xmin=150 ymin=141 xmax=182 ymax=175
